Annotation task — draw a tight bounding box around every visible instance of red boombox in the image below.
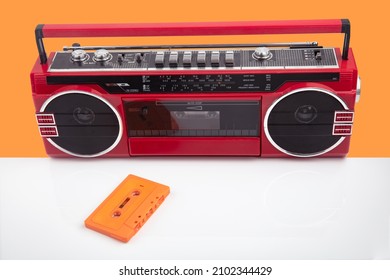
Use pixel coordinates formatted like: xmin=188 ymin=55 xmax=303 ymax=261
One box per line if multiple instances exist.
xmin=31 ymin=19 xmax=359 ymax=158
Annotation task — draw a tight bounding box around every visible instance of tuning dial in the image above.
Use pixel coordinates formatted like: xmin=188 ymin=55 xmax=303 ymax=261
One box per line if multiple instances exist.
xmin=253 ymin=47 xmax=272 ymax=60
xmin=71 ymin=49 xmax=88 ymax=62
xmin=93 ymin=49 xmax=111 ymax=62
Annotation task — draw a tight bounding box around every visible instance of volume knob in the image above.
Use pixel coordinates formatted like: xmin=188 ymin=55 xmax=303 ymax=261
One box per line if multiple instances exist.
xmin=93 ymin=49 xmax=111 ymax=62
xmin=71 ymin=49 xmax=88 ymax=62
xmin=253 ymin=47 xmax=272 ymax=60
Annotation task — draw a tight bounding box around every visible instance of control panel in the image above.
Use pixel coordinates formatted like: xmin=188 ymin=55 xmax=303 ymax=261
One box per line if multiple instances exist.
xmin=49 ymin=47 xmax=339 ymax=72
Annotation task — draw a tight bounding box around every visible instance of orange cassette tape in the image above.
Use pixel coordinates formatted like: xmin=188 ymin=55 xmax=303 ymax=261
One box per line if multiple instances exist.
xmin=85 ymin=174 xmax=170 ymax=242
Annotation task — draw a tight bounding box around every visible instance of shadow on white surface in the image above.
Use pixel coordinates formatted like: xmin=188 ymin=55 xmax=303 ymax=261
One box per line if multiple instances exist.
xmin=0 ymin=157 xmax=389 ymax=259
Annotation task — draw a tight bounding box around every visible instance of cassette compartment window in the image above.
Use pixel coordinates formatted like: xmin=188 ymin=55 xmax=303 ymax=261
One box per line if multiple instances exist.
xmin=124 ymin=100 xmax=260 ymax=137
xmin=170 ymin=111 xmax=220 ymax=130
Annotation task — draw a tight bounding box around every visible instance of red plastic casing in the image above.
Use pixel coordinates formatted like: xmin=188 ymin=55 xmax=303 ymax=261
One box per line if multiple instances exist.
xmin=31 ymin=20 xmax=358 ymax=158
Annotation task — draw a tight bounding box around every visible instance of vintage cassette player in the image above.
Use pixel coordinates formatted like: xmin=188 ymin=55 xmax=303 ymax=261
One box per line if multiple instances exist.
xmin=31 ymin=19 xmax=360 ymax=158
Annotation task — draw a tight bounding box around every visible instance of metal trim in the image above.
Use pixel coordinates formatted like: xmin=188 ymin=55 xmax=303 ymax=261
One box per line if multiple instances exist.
xmin=356 ymin=75 xmax=361 ymax=103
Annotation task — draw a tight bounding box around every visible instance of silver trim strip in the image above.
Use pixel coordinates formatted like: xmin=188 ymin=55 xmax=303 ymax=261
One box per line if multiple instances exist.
xmin=48 ymin=66 xmax=242 ymax=72
xmin=263 ymin=87 xmax=349 ymax=158
xmin=356 ymin=75 xmax=361 ymax=103
xmin=331 ymin=48 xmax=339 ymax=68
xmin=241 ymin=66 xmax=285 ymax=70
xmin=156 ymin=101 xmax=259 ymax=106
xmin=241 ymin=66 xmax=339 ymax=70
xmin=62 ymin=42 xmax=319 ymax=51
xmin=47 ymin=52 xmax=58 ymax=72
xmin=147 ymin=66 xmax=242 ymax=71
xmin=284 ymin=65 xmax=338 ymax=69
xmin=40 ymin=90 xmax=123 ymax=158
xmin=49 ymin=65 xmax=338 ymax=72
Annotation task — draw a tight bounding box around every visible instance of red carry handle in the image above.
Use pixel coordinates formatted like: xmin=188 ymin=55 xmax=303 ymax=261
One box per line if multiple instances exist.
xmin=35 ymin=19 xmax=350 ymax=64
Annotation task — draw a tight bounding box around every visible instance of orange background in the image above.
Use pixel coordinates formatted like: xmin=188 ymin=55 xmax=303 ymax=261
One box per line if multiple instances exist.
xmin=0 ymin=0 xmax=388 ymax=157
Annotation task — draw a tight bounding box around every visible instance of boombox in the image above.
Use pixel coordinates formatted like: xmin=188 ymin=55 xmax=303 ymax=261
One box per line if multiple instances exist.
xmin=31 ymin=19 xmax=360 ymax=158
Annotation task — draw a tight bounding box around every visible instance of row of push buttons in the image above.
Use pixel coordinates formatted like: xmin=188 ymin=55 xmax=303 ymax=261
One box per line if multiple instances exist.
xmin=155 ymin=51 xmax=235 ymax=68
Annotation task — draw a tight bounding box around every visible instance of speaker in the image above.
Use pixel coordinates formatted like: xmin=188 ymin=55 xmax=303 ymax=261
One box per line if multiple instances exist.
xmin=264 ymin=87 xmax=349 ymax=157
xmin=39 ymin=91 xmax=122 ymax=157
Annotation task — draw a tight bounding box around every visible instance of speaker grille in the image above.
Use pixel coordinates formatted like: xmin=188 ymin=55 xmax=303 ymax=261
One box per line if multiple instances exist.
xmin=41 ymin=91 xmax=121 ymax=157
xmin=265 ymin=88 xmax=348 ymax=157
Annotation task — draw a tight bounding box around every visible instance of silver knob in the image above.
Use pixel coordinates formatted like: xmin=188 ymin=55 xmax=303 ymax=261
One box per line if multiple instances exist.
xmin=71 ymin=49 xmax=88 ymax=62
xmin=93 ymin=49 xmax=111 ymax=62
xmin=253 ymin=47 xmax=272 ymax=60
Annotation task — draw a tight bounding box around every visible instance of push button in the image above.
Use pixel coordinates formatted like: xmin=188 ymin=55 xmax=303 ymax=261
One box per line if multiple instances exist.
xmin=225 ymin=51 xmax=234 ymax=67
xmin=197 ymin=51 xmax=206 ymax=67
xmin=169 ymin=51 xmax=178 ymax=67
xmin=155 ymin=51 xmax=165 ymax=67
xmin=183 ymin=51 xmax=192 ymax=67
xmin=211 ymin=51 xmax=220 ymax=66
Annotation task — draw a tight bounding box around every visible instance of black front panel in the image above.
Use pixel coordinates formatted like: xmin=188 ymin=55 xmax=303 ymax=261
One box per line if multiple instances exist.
xmin=43 ymin=93 xmax=120 ymax=156
xmin=124 ymin=101 xmax=260 ymax=137
xmin=47 ymin=73 xmax=339 ymax=94
xmin=267 ymin=90 xmax=345 ymax=155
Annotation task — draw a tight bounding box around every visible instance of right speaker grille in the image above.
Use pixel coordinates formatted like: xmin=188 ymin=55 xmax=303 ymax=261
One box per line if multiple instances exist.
xmin=265 ymin=88 xmax=347 ymax=157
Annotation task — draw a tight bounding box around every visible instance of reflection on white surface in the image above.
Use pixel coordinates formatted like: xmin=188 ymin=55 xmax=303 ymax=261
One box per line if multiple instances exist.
xmin=0 ymin=158 xmax=389 ymax=260
xmin=264 ymin=170 xmax=346 ymax=227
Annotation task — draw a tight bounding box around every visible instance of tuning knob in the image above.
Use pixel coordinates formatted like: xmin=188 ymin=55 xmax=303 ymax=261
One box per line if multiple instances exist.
xmin=71 ymin=49 xmax=88 ymax=62
xmin=253 ymin=47 xmax=272 ymax=60
xmin=93 ymin=49 xmax=111 ymax=62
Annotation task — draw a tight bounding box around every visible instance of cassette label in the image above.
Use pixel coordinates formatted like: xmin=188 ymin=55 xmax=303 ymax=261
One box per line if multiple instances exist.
xmin=85 ymin=174 xmax=170 ymax=242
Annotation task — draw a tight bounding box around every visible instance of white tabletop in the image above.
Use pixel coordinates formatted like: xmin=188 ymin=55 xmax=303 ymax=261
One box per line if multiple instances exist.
xmin=0 ymin=157 xmax=389 ymax=259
